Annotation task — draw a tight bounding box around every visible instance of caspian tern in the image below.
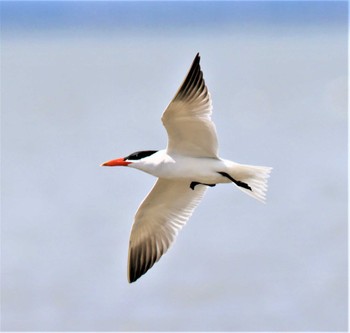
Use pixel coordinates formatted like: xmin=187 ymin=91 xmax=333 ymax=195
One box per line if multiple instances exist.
xmin=101 ymin=53 xmax=272 ymax=283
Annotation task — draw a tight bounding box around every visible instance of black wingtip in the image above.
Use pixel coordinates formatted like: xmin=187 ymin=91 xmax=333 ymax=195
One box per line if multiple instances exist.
xmin=128 ymin=268 xmax=138 ymax=283
xmin=194 ymin=52 xmax=200 ymax=64
xmin=128 ymin=243 xmax=160 ymax=283
xmin=128 ymin=275 xmax=136 ymax=283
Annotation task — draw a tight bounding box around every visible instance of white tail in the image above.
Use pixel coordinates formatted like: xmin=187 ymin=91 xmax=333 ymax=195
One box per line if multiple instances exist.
xmin=229 ymin=163 xmax=272 ymax=203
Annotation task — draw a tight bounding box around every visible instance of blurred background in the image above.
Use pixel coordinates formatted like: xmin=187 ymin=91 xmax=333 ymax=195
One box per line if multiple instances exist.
xmin=1 ymin=1 xmax=348 ymax=331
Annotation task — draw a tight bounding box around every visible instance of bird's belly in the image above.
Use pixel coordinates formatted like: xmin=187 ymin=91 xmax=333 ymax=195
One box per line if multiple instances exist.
xmin=147 ymin=156 xmax=230 ymax=184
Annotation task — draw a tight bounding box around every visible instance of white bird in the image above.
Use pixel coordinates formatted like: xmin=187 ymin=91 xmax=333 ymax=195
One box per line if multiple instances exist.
xmin=101 ymin=53 xmax=272 ymax=283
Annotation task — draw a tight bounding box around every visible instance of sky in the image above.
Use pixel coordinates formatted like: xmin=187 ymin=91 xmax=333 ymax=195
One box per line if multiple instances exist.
xmin=1 ymin=1 xmax=347 ymax=33
xmin=1 ymin=1 xmax=348 ymax=332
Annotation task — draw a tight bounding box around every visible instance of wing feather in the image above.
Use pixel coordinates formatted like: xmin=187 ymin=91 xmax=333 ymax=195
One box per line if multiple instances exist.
xmin=128 ymin=178 xmax=206 ymax=282
xmin=161 ymin=53 xmax=219 ymax=157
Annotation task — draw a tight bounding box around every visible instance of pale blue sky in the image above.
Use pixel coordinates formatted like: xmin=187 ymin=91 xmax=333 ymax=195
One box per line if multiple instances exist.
xmin=1 ymin=1 xmax=347 ymax=33
xmin=2 ymin=1 xmax=348 ymax=331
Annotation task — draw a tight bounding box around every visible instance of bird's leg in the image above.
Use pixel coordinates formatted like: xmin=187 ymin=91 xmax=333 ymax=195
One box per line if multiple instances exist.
xmin=218 ymin=172 xmax=252 ymax=191
xmin=190 ymin=181 xmax=216 ymax=190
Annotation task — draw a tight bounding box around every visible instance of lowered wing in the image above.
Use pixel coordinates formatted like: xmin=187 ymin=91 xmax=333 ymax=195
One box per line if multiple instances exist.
xmin=128 ymin=178 xmax=206 ymax=282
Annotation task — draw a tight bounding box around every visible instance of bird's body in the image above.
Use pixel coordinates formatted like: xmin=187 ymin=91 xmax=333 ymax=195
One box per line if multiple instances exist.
xmin=129 ymin=150 xmax=227 ymax=183
xmin=102 ymin=53 xmax=272 ymax=283
xmin=128 ymin=150 xmax=269 ymax=192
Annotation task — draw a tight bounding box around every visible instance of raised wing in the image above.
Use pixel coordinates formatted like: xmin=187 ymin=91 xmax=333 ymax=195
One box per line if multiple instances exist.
xmin=161 ymin=53 xmax=219 ymax=158
xmin=128 ymin=178 xmax=207 ymax=282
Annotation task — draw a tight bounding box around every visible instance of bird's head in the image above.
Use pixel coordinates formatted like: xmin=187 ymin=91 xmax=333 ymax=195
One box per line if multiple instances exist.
xmin=100 ymin=150 xmax=159 ymax=167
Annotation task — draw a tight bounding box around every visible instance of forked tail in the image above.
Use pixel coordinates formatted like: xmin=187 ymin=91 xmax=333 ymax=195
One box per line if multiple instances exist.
xmin=227 ymin=163 xmax=272 ymax=203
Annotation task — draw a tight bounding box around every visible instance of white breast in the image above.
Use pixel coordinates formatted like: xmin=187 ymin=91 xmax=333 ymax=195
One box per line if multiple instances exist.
xmin=129 ymin=150 xmax=230 ymax=184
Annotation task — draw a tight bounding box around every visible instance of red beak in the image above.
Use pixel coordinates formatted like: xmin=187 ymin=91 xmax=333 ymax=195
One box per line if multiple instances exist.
xmin=100 ymin=158 xmax=131 ymax=167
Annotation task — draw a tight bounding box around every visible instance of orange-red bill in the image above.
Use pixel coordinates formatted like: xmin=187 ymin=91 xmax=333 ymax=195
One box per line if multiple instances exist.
xmin=100 ymin=158 xmax=131 ymax=167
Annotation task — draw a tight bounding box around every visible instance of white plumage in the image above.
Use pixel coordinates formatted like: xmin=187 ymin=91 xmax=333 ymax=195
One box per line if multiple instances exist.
xmin=162 ymin=54 xmax=218 ymax=157
xmin=101 ymin=53 xmax=272 ymax=283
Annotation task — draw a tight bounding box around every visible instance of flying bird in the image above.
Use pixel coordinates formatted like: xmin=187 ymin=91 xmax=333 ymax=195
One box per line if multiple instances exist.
xmin=101 ymin=53 xmax=272 ymax=283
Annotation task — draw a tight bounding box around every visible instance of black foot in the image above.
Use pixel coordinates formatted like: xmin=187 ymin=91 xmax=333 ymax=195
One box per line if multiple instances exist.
xmin=190 ymin=181 xmax=216 ymax=190
xmin=218 ymin=172 xmax=252 ymax=191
